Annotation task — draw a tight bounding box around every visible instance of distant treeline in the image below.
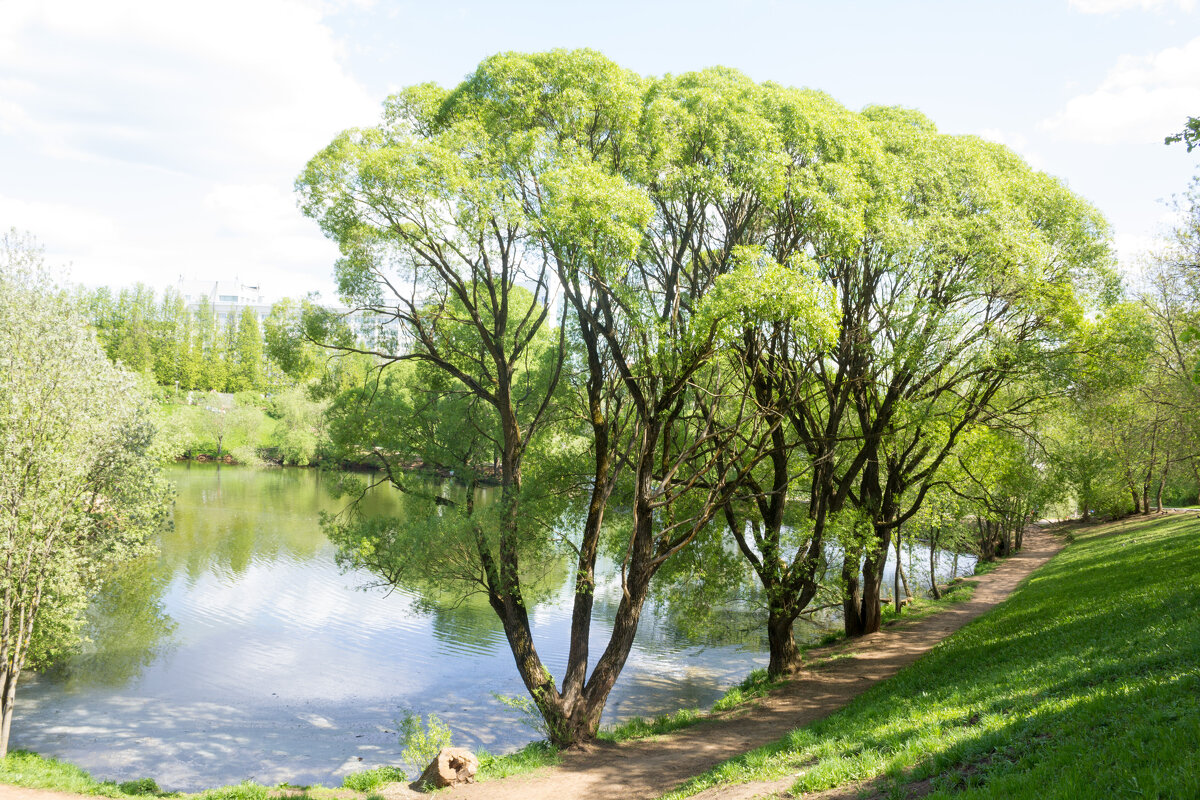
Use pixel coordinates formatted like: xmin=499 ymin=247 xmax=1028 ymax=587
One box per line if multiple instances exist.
xmin=77 ymin=285 xmax=278 ymax=393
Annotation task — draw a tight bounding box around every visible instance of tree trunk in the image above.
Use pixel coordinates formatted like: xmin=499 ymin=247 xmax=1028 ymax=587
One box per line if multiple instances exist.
xmin=1130 ymin=485 xmax=1141 ymax=514
xmin=893 ymin=546 xmax=902 ymax=614
xmin=847 ymin=529 xmax=889 ymax=637
xmin=0 ymin=670 xmax=14 ymax=758
xmin=841 ymin=551 xmax=864 ymax=636
xmin=929 ymin=527 xmax=941 ymax=600
xmin=766 ymin=610 xmax=800 ymax=677
xmin=858 ymin=541 xmax=887 ymax=634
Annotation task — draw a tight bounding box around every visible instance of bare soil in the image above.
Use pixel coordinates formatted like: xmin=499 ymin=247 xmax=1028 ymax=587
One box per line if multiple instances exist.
xmin=0 ymin=529 xmax=1065 ymax=800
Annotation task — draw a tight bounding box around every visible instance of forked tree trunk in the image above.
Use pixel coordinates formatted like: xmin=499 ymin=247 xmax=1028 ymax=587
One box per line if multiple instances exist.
xmin=928 ymin=527 xmax=941 ymax=600
xmin=858 ymin=531 xmax=889 ymax=634
xmin=846 ymin=530 xmax=889 ymax=636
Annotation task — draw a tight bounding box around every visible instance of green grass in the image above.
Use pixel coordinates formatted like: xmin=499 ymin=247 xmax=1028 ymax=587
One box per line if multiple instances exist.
xmin=0 ymin=751 xmax=172 ymax=798
xmin=662 ymin=515 xmax=1200 ymax=800
xmin=340 ymin=765 xmax=407 ymax=792
xmin=970 ymin=558 xmax=1001 ymax=576
xmin=193 ymin=783 xmax=374 ymax=800
xmin=476 ymin=739 xmax=561 ymax=780
xmin=0 ymin=751 xmax=385 ymax=800
xmin=592 ymin=667 xmax=786 ymax=747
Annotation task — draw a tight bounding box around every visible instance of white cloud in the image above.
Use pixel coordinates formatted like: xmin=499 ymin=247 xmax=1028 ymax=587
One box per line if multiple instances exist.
xmin=0 ymin=0 xmax=378 ymax=178
xmin=0 ymin=0 xmax=374 ymax=297
xmin=1069 ymin=0 xmax=1195 ymax=12
xmin=1040 ymin=36 xmax=1200 ymax=144
xmin=0 ymin=193 xmax=120 ymax=262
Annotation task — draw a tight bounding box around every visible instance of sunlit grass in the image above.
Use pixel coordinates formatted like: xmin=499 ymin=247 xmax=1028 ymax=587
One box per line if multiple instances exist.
xmin=476 ymin=739 xmax=561 ymax=780
xmin=0 ymin=751 xmax=162 ymax=797
xmin=663 ymin=515 xmax=1200 ymax=799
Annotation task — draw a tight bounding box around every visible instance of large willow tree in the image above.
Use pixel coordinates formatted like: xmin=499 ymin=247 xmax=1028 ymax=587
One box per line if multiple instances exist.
xmin=298 ymin=51 xmax=832 ymax=744
xmin=297 ymin=48 xmax=1109 ymax=741
xmin=828 ymin=109 xmax=1112 ymax=635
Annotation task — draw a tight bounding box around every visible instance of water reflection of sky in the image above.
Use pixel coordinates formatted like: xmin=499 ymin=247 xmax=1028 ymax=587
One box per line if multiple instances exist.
xmin=12 ymin=464 xmax=973 ymax=792
xmin=12 ymin=464 xmax=772 ymax=791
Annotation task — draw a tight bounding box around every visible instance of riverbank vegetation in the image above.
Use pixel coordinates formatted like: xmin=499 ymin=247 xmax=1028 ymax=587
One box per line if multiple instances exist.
xmin=0 ymin=232 xmax=171 ymax=757
xmin=663 ymin=513 xmax=1200 ymax=799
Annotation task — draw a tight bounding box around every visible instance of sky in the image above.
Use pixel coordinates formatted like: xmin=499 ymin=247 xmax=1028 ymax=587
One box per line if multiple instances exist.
xmin=2 ymin=0 xmax=1198 ymax=301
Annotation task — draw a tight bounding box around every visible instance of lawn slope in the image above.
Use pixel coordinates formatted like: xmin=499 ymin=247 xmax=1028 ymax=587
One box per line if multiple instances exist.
xmin=666 ymin=514 xmax=1200 ymax=800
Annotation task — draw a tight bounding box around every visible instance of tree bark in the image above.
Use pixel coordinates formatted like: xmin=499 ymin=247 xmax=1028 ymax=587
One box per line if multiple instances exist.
xmin=841 ymin=551 xmax=864 ymax=636
xmin=928 ymin=527 xmax=941 ymax=600
xmin=766 ymin=610 xmax=800 ymax=677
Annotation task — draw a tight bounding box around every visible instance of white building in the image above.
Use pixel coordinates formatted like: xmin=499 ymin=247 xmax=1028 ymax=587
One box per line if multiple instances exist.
xmin=177 ymin=277 xmax=392 ymax=349
xmin=178 ymin=278 xmax=271 ymax=326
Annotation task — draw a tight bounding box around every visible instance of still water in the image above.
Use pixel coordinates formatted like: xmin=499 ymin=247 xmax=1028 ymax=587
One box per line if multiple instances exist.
xmin=11 ymin=464 xmax=973 ymax=791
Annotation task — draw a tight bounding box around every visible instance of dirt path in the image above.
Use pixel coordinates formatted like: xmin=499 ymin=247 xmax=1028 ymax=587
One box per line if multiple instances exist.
xmin=0 ymin=788 xmax=97 ymax=800
xmin=430 ymin=528 xmax=1065 ymax=800
xmin=0 ymin=529 xmax=1064 ymax=800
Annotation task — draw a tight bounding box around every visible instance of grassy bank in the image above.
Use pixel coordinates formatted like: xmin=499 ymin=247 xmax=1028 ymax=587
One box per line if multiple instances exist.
xmin=664 ymin=514 xmax=1200 ymax=799
xmin=0 ymin=750 xmax=383 ymax=800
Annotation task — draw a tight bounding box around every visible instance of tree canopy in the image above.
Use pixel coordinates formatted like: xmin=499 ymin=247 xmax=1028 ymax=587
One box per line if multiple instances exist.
xmin=0 ymin=230 xmax=171 ymax=756
xmin=294 ymin=49 xmax=1116 ymax=741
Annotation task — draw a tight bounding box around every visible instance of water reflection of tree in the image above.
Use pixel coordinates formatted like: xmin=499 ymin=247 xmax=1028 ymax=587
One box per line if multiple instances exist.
xmin=165 ymin=464 xmax=339 ymax=581
xmin=326 ymin=473 xmax=571 ymax=650
xmin=44 ymin=556 xmax=176 ymax=688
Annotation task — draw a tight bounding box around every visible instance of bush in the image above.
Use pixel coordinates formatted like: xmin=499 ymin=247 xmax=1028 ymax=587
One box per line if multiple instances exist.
xmin=117 ymin=778 xmax=162 ymax=796
xmin=342 ymin=765 xmax=407 ymax=792
xmin=397 ymin=711 xmax=453 ymax=778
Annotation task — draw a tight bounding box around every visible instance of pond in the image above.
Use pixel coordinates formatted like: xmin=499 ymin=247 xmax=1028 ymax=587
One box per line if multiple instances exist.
xmin=11 ymin=464 xmax=974 ymax=791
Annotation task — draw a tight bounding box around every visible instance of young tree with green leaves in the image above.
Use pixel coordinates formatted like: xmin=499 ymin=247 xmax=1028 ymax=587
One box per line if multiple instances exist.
xmin=0 ymin=231 xmax=170 ymax=755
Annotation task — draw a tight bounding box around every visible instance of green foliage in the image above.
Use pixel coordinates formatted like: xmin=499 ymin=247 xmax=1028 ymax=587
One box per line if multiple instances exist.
xmin=662 ymin=515 xmax=1200 ymax=800
xmin=341 ymin=765 xmax=407 ymax=791
xmin=266 ymin=385 xmax=328 ymax=465
xmin=76 ymin=285 xmax=311 ymax=395
xmin=711 ymin=669 xmax=781 ymax=712
xmin=1164 ymin=115 xmax=1200 ymax=152
xmin=475 ymin=740 xmax=561 ymax=781
xmin=0 ymin=230 xmax=171 ymax=752
xmin=168 ymin=397 xmax=270 ymax=462
xmin=396 ymin=710 xmax=453 ymax=778
xmin=117 ymin=777 xmax=163 ymax=796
